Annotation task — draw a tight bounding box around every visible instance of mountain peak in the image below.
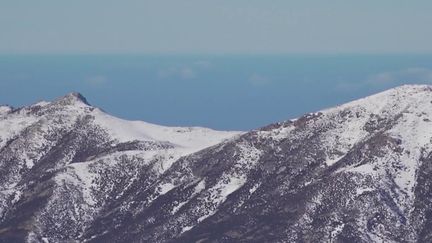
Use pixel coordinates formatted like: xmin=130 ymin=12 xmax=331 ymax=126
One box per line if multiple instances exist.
xmin=55 ymin=92 xmax=90 ymax=106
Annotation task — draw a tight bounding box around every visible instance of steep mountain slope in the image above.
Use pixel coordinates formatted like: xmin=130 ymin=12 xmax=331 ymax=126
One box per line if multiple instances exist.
xmin=77 ymin=84 xmax=432 ymax=243
xmin=1 ymin=85 xmax=432 ymax=243
xmin=0 ymin=93 xmax=240 ymax=242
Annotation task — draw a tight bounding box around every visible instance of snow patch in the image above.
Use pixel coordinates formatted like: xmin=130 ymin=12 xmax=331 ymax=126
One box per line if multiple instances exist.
xmin=180 ymin=225 xmax=194 ymax=234
xmin=330 ymin=223 xmax=345 ymax=241
xmin=249 ymin=183 xmax=261 ymax=194
xmin=159 ymin=182 xmax=176 ymax=195
xmin=54 ymin=162 xmax=98 ymax=206
xmin=33 ymin=101 xmax=51 ymax=107
xmin=197 ymin=176 xmax=247 ymax=223
xmin=325 ymin=155 xmax=344 ymax=166
xmin=171 ymin=201 xmax=188 ymax=215
xmin=259 ymin=124 xmax=295 ymax=141
xmin=194 ymin=180 xmax=206 ymax=194
xmin=0 ymin=105 xmax=12 ymax=114
xmin=356 ymin=187 xmax=375 ymax=196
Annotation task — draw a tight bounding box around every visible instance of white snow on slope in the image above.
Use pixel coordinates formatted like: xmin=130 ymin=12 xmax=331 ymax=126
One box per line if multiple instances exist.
xmin=159 ymin=182 xmax=176 ymax=195
xmin=0 ymin=105 xmax=12 ymax=114
xmin=0 ymin=113 xmax=39 ymax=147
xmin=0 ymin=93 xmax=241 ymax=166
xmin=55 ymin=162 xmax=98 ymax=207
xmin=171 ymin=180 xmax=206 ymax=215
xmin=319 ymin=86 xmax=431 ymax=167
xmin=91 ymin=108 xmax=241 ymax=153
xmin=324 ymin=85 xmax=432 ymax=212
xmin=2 ymin=86 xmax=432 ymax=241
xmin=0 ymin=93 xmax=242 ymax=234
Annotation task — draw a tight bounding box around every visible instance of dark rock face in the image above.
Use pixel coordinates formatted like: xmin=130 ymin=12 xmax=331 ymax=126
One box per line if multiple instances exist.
xmin=1 ymin=85 xmax=432 ymax=243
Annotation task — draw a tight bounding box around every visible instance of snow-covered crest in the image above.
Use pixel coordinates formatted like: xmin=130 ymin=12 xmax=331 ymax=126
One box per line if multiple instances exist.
xmin=1 ymin=85 xmax=432 ymax=243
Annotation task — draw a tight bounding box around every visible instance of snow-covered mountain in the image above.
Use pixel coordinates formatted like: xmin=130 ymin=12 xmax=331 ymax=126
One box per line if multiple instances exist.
xmin=0 ymin=93 xmax=240 ymax=242
xmin=1 ymin=85 xmax=432 ymax=242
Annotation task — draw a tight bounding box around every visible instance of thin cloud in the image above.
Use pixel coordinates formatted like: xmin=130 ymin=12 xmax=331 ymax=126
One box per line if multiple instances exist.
xmin=157 ymin=67 xmax=196 ymax=80
xmin=157 ymin=68 xmax=173 ymax=79
xmin=85 ymin=75 xmax=108 ymax=85
xmin=249 ymin=74 xmax=271 ymax=86
xmin=179 ymin=67 xmax=196 ymax=80
xmin=156 ymin=60 xmax=213 ymax=80
xmin=193 ymin=60 xmax=212 ymax=69
xmin=334 ymin=67 xmax=432 ymax=92
xmin=367 ymin=67 xmax=432 ymax=85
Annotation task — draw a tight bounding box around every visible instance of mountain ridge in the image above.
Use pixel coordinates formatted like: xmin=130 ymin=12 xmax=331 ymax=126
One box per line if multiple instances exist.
xmin=1 ymin=84 xmax=432 ymax=242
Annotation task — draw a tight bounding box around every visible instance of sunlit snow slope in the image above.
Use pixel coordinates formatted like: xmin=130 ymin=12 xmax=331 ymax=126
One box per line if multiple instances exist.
xmin=1 ymin=85 xmax=432 ymax=243
xmin=0 ymin=93 xmax=240 ymax=242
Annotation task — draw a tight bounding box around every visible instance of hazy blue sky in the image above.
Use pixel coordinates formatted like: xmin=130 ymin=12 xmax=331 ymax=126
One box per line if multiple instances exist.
xmin=1 ymin=2 xmax=432 ymax=130
xmin=1 ymin=0 xmax=432 ymax=54
xmin=1 ymin=55 xmax=432 ymax=130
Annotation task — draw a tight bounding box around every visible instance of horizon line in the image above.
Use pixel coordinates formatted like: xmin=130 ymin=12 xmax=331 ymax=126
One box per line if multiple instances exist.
xmin=2 ymin=52 xmax=432 ymax=57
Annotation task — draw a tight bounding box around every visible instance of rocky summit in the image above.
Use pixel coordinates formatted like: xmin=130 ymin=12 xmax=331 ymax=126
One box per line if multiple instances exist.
xmin=1 ymin=85 xmax=432 ymax=243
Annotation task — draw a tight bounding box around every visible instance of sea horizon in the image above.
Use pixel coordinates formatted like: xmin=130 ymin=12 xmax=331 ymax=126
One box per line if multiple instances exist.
xmin=1 ymin=53 xmax=432 ymax=130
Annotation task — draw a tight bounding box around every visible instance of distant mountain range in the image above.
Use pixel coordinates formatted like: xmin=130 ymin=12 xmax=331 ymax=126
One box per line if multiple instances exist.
xmin=1 ymin=85 xmax=432 ymax=242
